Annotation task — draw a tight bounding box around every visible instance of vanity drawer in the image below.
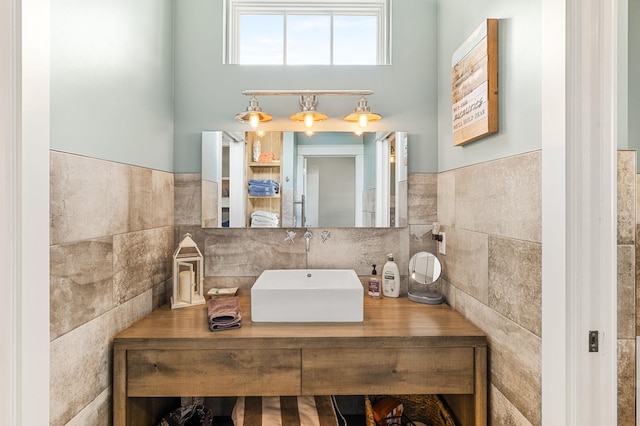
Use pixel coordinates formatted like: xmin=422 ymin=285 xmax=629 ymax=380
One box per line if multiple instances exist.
xmin=127 ymin=349 xmax=300 ymax=397
xmin=302 ymin=347 xmax=474 ymax=395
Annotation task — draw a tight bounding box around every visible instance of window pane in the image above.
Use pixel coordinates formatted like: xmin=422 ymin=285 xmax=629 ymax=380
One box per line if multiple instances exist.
xmin=286 ymin=15 xmax=330 ymax=65
xmin=239 ymin=14 xmax=284 ymax=64
xmin=333 ymin=15 xmax=377 ymax=65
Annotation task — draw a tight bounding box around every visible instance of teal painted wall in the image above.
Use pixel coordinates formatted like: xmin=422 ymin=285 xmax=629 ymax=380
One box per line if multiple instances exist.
xmin=630 ymin=0 xmax=640 ymax=163
xmin=173 ymin=0 xmax=438 ymax=173
xmin=51 ymin=0 xmax=174 ymax=172
xmin=436 ymin=0 xmax=542 ymax=171
xmin=619 ymin=0 xmax=629 ymax=151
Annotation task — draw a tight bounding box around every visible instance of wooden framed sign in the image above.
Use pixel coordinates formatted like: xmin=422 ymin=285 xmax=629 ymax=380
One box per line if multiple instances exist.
xmin=451 ymin=19 xmax=498 ymax=146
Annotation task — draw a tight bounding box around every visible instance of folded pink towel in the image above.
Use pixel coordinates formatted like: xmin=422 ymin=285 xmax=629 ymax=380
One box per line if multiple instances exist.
xmin=208 ymin=297 xmax=242 ymax=331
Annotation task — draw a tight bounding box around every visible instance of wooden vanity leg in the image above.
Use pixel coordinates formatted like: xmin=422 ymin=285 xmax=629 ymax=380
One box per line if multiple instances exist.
xmin=113 ymin=347 xmax=127 ymax=426
xmin=474 ymin=346 xmax=487 ymax=426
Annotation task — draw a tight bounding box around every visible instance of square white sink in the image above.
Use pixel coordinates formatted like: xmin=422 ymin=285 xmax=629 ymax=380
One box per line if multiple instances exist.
xmin=251 ymin=269 xmax=364 ymax=322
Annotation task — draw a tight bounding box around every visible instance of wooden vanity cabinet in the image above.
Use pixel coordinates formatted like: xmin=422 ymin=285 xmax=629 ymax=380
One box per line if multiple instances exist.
xmin=113 ymin=296 xmax=487 ymax=426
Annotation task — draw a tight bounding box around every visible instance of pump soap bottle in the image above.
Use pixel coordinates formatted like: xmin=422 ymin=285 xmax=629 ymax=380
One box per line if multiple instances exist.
xmin=368 ymin=265 xmax=380 ymax=298
xmin=382 ymin=253 xmax=400 ymax=297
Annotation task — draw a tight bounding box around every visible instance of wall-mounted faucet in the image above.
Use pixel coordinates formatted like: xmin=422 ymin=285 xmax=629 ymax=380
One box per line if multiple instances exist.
xmin=321 ymin=230 xmax=331 ymax=243
xmin=285 ymin=230 xmax=296 ymax=244
xmin=303 ymin=229 xmax=313 ymax=252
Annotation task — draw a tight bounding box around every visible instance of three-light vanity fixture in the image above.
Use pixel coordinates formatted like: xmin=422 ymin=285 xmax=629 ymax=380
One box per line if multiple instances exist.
xmin=234 ymin=90 xmax=382 ymax=135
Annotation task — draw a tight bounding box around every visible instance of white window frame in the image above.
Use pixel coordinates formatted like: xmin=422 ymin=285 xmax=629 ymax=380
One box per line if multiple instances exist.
xmin=224 ymin=0 xmax=390 ymax=65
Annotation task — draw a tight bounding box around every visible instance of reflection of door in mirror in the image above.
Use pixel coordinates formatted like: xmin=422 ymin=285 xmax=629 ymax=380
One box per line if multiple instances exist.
xmin=304 ymin=157 xmax=356 ymax=227
xmin=295 ymin=142 xmax=364 ymax=227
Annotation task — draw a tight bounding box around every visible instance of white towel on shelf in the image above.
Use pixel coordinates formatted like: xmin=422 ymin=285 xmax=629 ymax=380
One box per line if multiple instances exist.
xmin=251 ymin=210 xmax=279 ymax=220
xmin=251 ymin=217 xmax=279 ymax=227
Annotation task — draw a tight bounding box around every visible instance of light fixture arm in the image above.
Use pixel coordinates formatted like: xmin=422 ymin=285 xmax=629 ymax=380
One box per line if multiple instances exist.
xmin=242 ymin=89 xmax=374 ymax=97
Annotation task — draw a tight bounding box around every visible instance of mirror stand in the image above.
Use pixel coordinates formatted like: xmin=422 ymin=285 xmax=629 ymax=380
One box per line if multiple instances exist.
xmin=408 ymin=289 xmax=443 ymax=305
xmin=407 ymin=251 xmax=443 ymax=305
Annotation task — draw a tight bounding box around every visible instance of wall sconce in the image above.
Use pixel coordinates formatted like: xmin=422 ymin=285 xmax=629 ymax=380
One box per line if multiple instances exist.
xmin=171 ymin=233 xmax=205 ymax=309
xmin=344 ymin=96 xmax=382 ymax=128
xmin=235 ymin=90 xmax=382 ymax=131
xmin=234 ymin=96 xmax=273 ymax=129
xmin=289 ymin=94 xmax=328 ymax=130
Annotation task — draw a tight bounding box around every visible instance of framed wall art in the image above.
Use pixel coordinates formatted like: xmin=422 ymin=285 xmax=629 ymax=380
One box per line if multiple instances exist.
xmin=451 ymin=19 xmax=498 ymax=146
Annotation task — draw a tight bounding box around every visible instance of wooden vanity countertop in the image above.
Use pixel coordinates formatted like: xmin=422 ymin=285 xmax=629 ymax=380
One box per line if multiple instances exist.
xmin=114 ymin=295 xmax=487 ymax=349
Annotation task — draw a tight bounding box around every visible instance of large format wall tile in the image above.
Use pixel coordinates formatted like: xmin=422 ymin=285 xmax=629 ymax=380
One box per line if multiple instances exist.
xmin=66 ymin=388 xmax=110 ymax=426
xmin=490 ymin=384 xmax=533 ymax=426
xmin=51 ymin=151 xmax=131 ymax=244
xmin=113 ymin=226 xmax=174 ymax=304
xmin=307 ymin=228 xmax=409 ymax=277
xmin=50 ymin=291 xmax=153 ymax=425
xmin=488 ymin=236 xmax=542 ymax=337
xmin=455 ymin=151 xmax=541 ymax=243
xmin=409 ymin=224 xmax=437 ymax=257
xmin=439 ymin=227 xmax=489 ymax=304
xmin=408 ymin=173 xmax=437 ymax=225
xmin=618 ymin=339 xmax=636 ymax=426
xmin=201 ymin=227 xmax=307 ymax=277
xmin=51 ymin=311 xmax=111 ymax=425
xmin=174 ymin=173 xmax=202 ymax=226
xmin=152 ymin=169 xmax=175 ymax=228
xmin=50 ymin=237 xmax=114 ymax=340
xmin=51 ymin=151 xmax=174 ymax=244
xmin=397 ymin=179 xmax=408 ymax=227
xmin=454 ymin=287 xmax=541 ymax=426
xmin=437 ymin=170 xmax=455 ymax=227
xmin=618 ymin=245 xmax=636 ymax=339
xmin=617 ymin=151 xmax=635 ymax=245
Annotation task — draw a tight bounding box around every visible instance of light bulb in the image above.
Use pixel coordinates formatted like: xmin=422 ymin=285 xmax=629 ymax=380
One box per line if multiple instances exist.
xmin=256 ymin=130 xmax=265 ymax=137
xmin=305 ymin=129 xmax=314 ymax=137
xmin=358 ymin=114 xmax=368 ymax=128
xmin=304 ymin=113 xmax=314 ymax=129
xmin=354 ymin=130 xmax=363 ymax=136
xmin=250 ymin=113 xmax=259 ymax=129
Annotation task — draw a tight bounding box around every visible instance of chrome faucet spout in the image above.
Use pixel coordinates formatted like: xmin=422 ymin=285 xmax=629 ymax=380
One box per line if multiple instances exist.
xmin=303 ymin=230 xmax=313 ymax=252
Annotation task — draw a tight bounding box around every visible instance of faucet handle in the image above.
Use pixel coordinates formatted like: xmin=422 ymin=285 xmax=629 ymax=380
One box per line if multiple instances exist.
xmin=284 ymin=230 xmax=296 ymax=243
xmin=321 ymin=230 xmax=331 ymax=243
xmin=304 ymin=229 xmax=313 ymax=239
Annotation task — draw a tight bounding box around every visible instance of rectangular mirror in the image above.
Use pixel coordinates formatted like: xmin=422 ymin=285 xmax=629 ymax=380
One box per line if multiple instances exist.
xmin=202 ymin=130 xmax=408 ymax=228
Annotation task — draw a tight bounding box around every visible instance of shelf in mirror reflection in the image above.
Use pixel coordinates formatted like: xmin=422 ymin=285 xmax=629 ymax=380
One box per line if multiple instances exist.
xmin=201 ymin=130 xmax=408 ymax=228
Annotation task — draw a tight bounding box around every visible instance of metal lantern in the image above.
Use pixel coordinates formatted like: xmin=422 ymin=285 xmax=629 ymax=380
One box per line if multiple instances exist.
xmin=171 ymin=233 xmax=205 ymax=309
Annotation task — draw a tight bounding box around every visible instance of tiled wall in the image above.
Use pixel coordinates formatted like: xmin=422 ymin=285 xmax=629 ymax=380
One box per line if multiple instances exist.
xmin=48 ymin=150 xmax=636 ymax=425
xmin=437 ymin=151 xmax=542 ymax=425
xmin=49 ymin=151 xmax=174 ymax=425
xmin=618 ymin=151 xmax=636 ymax=426
xmin=173 ymin=173 xmax=437 ymax=298
xmin=436 ymin=150 xmax=637 ymax=425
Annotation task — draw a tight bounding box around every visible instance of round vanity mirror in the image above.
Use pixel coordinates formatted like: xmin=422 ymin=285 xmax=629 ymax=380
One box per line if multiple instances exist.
xmin=408 ymin=251 xmax=443 ymax=305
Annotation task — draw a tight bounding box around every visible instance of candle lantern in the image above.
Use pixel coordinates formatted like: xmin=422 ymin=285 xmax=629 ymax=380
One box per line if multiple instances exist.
xmin=171 ymin=233 xmax=205 ymax=309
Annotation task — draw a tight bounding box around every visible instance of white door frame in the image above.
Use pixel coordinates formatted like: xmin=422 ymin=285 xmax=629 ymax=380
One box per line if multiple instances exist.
xmin=375 ymin=137 xmax=390 ymax=227
xmin=541 ymin=0 xmax=618 ymax=424
xmin=1 ymin=0 xmax=51 ymax=424
xmin=296 ymin=144 xmax=364 ymax=227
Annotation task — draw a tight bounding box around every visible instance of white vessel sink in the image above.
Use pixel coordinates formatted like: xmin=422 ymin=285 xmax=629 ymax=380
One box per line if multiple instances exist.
xmin=251 ymin=269 xmax=364 ymax=322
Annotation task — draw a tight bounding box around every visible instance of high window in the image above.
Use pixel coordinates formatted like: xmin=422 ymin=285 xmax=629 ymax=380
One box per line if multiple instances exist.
xmin=225 ymin=0 xmax=390 ymax=65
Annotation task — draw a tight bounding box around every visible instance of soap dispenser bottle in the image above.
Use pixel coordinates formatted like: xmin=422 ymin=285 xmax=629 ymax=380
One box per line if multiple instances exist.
xmin=382 ymin=253 xmax=400 ymax=297
xmin=368 ymin=265 xmax=380 ymax=298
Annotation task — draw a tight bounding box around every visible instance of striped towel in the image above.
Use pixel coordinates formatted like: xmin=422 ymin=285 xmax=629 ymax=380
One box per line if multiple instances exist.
xmin=232 ymin=396 xmax=347 ymax=426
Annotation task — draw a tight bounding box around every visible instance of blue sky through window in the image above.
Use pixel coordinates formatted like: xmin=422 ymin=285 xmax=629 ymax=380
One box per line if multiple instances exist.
xmin=238 ymin=13 xmax=378 ymax=65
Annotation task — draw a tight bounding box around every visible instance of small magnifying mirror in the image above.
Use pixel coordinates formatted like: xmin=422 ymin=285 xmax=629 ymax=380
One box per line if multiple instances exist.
xmin=408 ymin=251 xmax=443 ymax=304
